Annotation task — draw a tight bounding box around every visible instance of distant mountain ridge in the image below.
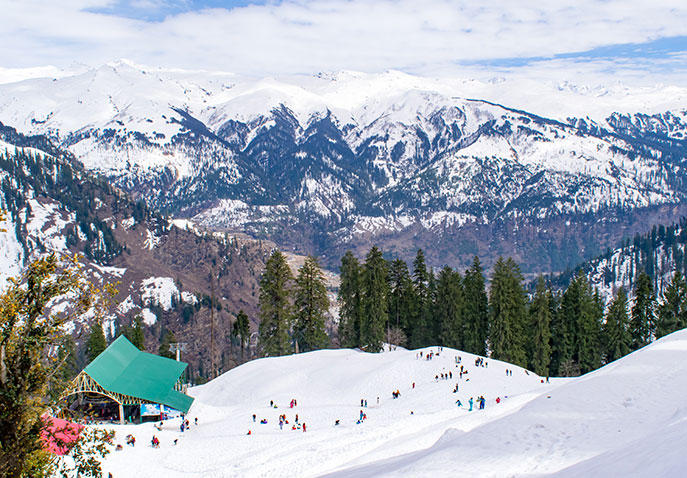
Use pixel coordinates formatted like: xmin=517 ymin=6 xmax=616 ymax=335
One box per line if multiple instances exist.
xmin=1 ymin=62 xmax=686 ymax=273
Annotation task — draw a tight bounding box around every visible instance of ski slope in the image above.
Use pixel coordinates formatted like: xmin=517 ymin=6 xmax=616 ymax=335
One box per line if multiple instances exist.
xmin=99 ymin=330 xmax=687 ymax=477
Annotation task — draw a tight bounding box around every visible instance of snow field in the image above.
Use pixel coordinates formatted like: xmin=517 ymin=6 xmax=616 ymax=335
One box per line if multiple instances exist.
xmin=101 ymin=346 xmax=555 ymax=478
xmin=325 ymin=330 xmax=687 ymax=477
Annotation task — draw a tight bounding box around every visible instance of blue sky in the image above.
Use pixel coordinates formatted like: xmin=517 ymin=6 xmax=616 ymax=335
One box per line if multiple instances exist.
xmin=87 ymin=0 xmax=274 ymax=22
xmin=1 ymin=0 xmax=685 ymax=85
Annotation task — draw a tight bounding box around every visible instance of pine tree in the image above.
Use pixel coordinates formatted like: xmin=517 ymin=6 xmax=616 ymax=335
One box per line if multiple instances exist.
xmin=656 ymin=271 xmax=687 ymax=338
xmin=547 ymin=289 xmax=561 ymax=376
xmin=232 ymin=310 xmax=251 ymax=360
xmin=158 ymin=329 xmax=177 ymax=359
xmin=602 ymin=287 xmax=630 ymax=363
xmin=360 ymin=246 xmax=388 ymax=352
xmin=528 ymin=276 xmax=551 ymax=376
xmin=630 ymin=271 xmax=656 ymax=350
xmin=488 ymin=257 xmax=527 ymax=367
xmin=293 ymin=256 xmax=330 ymax=353
xmin=338 ymin=251 xmax=363 ymax=348
xmin=410 ymin=249 xmax=430 ymax=348
xmin=427 ymin=269 xmax=439 ymax=344
xmin=258 ymin=250 xmax=294 ymax=357
xmin=388 ymin=258 xmax=414 ymax=340
xmin=86 ymin=321 xmax=107 ymax=362
xmin=127 ymin=315 xmax=145 ymax=351
xmin=576 ymin=286 xmax=603 ymax=373
xmin=553 ymin=274 xmax=580 ymax=374
xmin=436 ymin=266 xmax=464 ymax=348
xmin=463 ymin=256 xmax=489 ymax=355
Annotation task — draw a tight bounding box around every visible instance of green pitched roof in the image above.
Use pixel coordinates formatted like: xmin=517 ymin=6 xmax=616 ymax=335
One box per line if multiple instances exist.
xmin=84 ymin=335 xmax=194 ymax=413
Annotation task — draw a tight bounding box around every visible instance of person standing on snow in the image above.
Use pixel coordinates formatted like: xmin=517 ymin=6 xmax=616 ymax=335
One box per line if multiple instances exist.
xmin=469 ymin=397 xmax=473 ymax=411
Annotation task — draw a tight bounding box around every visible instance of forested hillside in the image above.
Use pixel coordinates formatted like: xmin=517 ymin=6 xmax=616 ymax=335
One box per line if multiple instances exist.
xmin=0 ymin=124 xmax=272 ymax=381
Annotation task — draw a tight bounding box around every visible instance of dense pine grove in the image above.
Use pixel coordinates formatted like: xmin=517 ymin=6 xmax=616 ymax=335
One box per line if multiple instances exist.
xmin=259 ymin=245 xmax=687 ymax=377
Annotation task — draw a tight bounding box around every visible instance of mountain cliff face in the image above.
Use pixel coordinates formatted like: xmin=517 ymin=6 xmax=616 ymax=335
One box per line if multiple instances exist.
xmin=1 ymin=62 xmax=686 ymax=273
xmin=0 ymin=123 xmax=271 ymax=378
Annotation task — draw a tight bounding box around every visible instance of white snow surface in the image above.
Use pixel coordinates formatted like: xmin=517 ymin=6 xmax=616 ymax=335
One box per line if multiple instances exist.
xmin=98 ymin=329 xmax=687 ymax=477
xmin=0 ymin=213 xmax=23 ymax=291
xmin=140 ymin=277 xmax=179 ymax=311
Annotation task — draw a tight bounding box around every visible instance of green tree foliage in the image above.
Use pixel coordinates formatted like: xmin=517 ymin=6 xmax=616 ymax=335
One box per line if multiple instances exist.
xmin=463 ymin=256 xmax=489 ymax=355
xmin=293 ymin=256 xmax=330 ymax=353
xmin=388 ymin=258 xmax=414 ymax=340
xmin=360 ymin=246 xmax=388 ymax=352
xmin=158 ymin=329 xmax=177 ymax=359
xmin=124 ymin=315 xmax=145 ymax=351
xmin=232 ymin=310 xmax=251 ymax=360
xmin=410 ymin=249 xmax=430 ymax=348
xmin=436 ymin=266 xmax=464 ymax=349
xmin=555 ymin=273 xmax=602 ymax=374
xmin=488 ymin=257 xmax=527 ymax=367
xmin=553 ymin=276 xmax=578 ymax=374
xmin=577 ymin=288 xmax=603 ymax=373
xmin=528 ymin=276 xmax=552 ymax=376
xmin=630 ymin=272 xmax=656 ymax=350
xmin=338 ymin=251 xmax=363 ymax=348
xmin=656 ymin=271 xmax=687 ymax=338
xmin=85 ymin=321 xmax=107 ymax=362
xmin=258 ymin=250 xmax=294 ymax=357
xmin=0 ymin=254 xmax=113 ymax=478
xmin=602 ymin=287 xmax=631 ymax=363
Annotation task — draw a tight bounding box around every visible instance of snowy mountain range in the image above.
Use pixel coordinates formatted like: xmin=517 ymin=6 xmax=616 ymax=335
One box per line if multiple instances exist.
xmin=2 ymin=60 xmax=687 ymax=273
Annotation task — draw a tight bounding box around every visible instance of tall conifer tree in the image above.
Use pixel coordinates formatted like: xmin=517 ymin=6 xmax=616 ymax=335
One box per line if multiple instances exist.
xmin=463 ymin=256 xmax=489 ymax=355
xmin=388 ymin=259 xmax=414 ymax=340
xmin=528 ymin=276 xmax=551 ymax=376
xmin=86 ymin=321 xmax=107 ymax=362
xmin=293 ymin=256 xmax=330 ymax=352
xmin=488 ymin=257 xmax=527 ymax=367
xmin=553 ymin=274 xmax=581 ymax=374
xmin=232 ymin=310 xmax=251 ymax=360
xmin=127 ymin=315 xmax=145 ymax=350
xmin=360 ymin=246 xmax=388 ymax=352
xmin=258 ymin=250 xmax=294 ymax=357
xmin=436 ymin=266 xmax=464 ymax=349
xmin=656 ymin=271 xmax=687 ymax=338
xmin=602 ymin=287 xmax=630 ymax=363
xmin=575 ymin=285 xmax=603 ymax=373
xmin=338 ymin=251 xmax=362 ymax=348
xmin=630 ymin=271 xmax=656 ymax=350
xmin=411 ymin=249 xmax=430 ymax=347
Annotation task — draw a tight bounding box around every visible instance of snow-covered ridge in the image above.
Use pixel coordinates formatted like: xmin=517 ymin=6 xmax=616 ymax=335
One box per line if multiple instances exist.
xmin=99 ymin=328 xmax=687 ymax=477
xmin=2 ymin=61 xmax=686 ymax=273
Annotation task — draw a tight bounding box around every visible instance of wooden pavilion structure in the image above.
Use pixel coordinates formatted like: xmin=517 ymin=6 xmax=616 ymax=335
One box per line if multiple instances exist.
xmin=61 ymin=336 xmax=193 ymax=424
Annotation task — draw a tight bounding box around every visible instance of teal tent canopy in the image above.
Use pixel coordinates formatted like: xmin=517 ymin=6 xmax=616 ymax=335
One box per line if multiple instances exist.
xmin=82 ymin=335 xmax=193 ymax=413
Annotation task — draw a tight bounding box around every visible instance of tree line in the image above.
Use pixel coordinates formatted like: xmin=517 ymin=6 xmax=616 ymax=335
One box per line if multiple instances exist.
xmin=257 ymin=251 xmax=331 ymax=356
xmin=258 ymin=246 xmax=687 ymax=377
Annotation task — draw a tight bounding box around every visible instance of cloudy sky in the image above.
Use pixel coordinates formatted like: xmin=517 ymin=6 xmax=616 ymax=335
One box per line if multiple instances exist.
xmin=1 ymin=0 xmax=686 ymax=84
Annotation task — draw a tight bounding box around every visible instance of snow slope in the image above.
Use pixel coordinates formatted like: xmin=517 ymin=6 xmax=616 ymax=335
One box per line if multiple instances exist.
xmin=97 ymin=330 xmax=687 ymax=478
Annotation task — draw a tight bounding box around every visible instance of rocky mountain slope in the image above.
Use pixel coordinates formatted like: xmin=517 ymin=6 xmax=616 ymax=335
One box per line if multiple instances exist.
xmin=0 ymin=123 xmax=272 ymax=379
xmin=1 ymin=62 xmax=687 ymax=273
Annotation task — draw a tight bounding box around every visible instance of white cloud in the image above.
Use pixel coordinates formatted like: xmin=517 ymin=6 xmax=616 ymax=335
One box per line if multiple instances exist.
xmin=0 ymin=0 xmax=685 ymax=84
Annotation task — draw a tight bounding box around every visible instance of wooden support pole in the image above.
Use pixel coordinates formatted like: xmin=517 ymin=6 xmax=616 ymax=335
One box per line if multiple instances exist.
xmin=119 ymin=403 xmax=124 ymax=424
